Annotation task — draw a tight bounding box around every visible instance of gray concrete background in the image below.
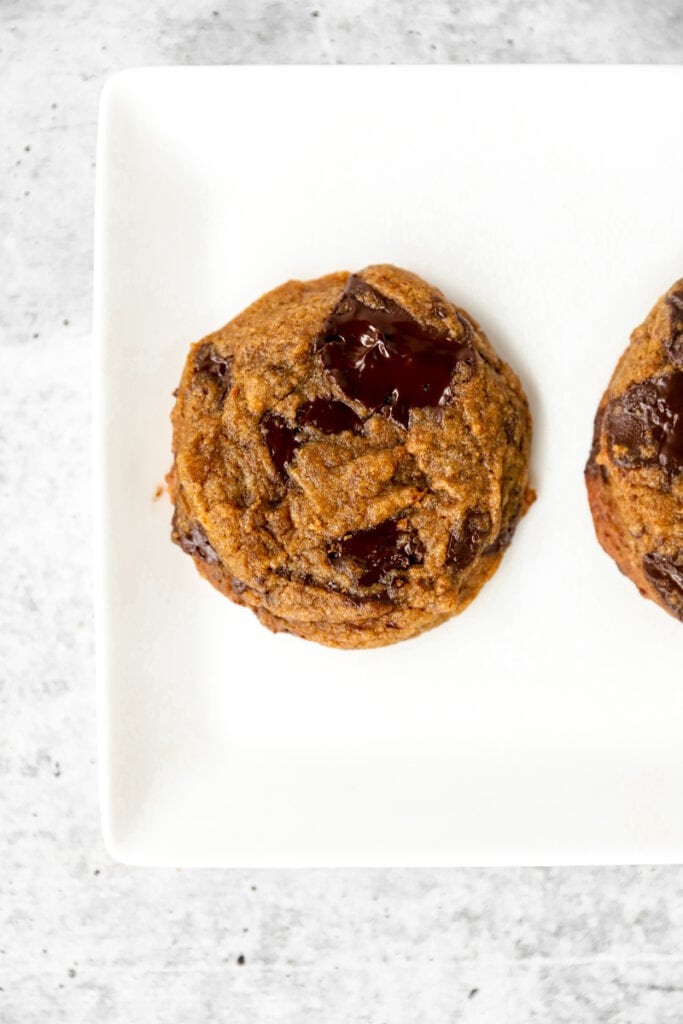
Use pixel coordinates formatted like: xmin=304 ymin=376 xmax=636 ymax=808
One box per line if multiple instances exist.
xmin=3 ymin=1 xmax=683 ymax=1021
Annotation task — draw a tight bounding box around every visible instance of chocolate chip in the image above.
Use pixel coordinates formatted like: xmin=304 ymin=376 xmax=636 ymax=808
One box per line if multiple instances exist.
xmin=296 ymin=397 xmax=364 ymax=435
xmin=194 ymin=343 xmax=232 ymax=401
xmin=173 ymin=516 xmax=220 ymax=565
xmin=666 ymin=288 xmax=683 ymax=366
xmin=585 ymin=405 xmax=609 ymax=483
xmin=328 ymin=518 xmax=424 ymax=586
xmin=317 ymin=276 xmax=476 ymax=429
xmin=446 ymin=511 xmax=491 ymax=572
xmin=643 ymin=552 xmax=683 ymax=620
xmin=261 ymin=412 xmax=300 ymax=478
xmin=604 ymin=371 xmax=683 ymax=476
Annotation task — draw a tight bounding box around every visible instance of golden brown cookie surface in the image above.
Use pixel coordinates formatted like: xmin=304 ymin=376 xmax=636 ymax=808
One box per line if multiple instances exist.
xmin=169 ymin=265 xmax=533 ymax=648
xmin=585 ymin=279 xmax=683 ymax=621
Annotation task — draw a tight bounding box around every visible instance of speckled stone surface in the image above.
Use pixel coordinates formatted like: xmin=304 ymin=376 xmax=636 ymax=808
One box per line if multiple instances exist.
xmin=3 ymin=1 xmax=683 ymax=1020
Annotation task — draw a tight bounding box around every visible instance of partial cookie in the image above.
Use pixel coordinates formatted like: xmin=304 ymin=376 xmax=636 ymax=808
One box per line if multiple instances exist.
xmin=585 ymin=279 xmax=683 ymax=621
xmin=169 ymin=264 xmax=534 ymax=648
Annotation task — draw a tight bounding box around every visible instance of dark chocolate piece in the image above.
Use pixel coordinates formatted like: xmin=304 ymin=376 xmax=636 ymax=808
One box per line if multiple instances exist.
xmin=643 ymin=552 xmax=683 ymax=620
xmin=585 ymin=404 xmax=609 ymax=483
xmin=317 ymin=276 xmax=476 ymax=429
xmin=261 ymin=412 xmax=300 ymax=478
xmin=194 ymin=343 xmax=232 ymax=401
xmin=604 ymin=372 xmax=683 ymax=476
xmin=174 ymin=518 xmax=220 ymax=565
xmin=296 ymin=397 xmax=364 ymax=435
xmin=446 ymin=511 xmax=491 ymax=572
xmin=328 ymin=518 xmax=424 ymax=586
xmin=666 ymin=289 xmax=683 ymax=366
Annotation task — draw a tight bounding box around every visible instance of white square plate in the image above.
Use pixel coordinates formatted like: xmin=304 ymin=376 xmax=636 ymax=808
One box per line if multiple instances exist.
xmin=95 ymin=66 xmax=683 ymax=866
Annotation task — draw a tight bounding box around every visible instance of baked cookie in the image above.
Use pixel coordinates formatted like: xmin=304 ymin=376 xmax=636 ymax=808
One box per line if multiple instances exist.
xmin=169 ymin=264 xmax=534 ymax=648
xmin=585 ymin=279 xmax=683 ymax=621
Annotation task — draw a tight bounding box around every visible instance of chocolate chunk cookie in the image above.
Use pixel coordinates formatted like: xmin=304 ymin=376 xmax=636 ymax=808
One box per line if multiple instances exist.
xmin=585 ymin=279 xmax=683 ymax=622
xmin=169 ymin=265 xmax=534 ymax=648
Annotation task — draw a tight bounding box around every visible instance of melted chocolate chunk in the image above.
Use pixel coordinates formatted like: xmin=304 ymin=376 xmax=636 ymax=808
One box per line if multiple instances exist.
xmin=317 ymin=276 xmax=476 ymax=429
xmin=605 ymin=372 xmax=683 ymax=476
xmin=585 ymin=405 xmax=609 ymax=483
xmin=328 ymin=518 xmax=424 ymax=586
xmin=643 ymin=552 xmax=683 ymax=620
xmin=666 ymin=289 xmax=683 ymax=366
xmin=194 ymin=343 xmax=232 ymax=401
xmin=261 ymin=412 xmax=300 ymax=478
xmin=446 ymin=511 xmax=491 ymax=573
xmin=296 ymin=397 xmax=364 ymax=435
xmin=174 ymin=517 xmax=220 ymax=565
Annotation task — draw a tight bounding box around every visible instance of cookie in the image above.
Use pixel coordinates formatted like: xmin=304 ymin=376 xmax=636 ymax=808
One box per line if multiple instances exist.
xmin=585 ymin=279 xmax=683 ymax=621
xmin=169 ymin=264 xmax=534 ymax=648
